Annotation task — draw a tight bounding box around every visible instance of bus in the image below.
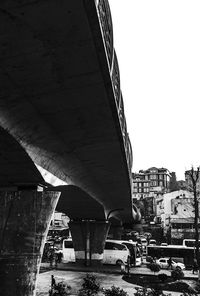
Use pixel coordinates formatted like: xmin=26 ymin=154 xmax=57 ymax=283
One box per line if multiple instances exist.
xmin=183 ymin=239 xmax=200 ymax=248
xmin=147 ymin=245 xmax=195 ymax=267
xmin=113 ymin=240 xmax=142 ymax=266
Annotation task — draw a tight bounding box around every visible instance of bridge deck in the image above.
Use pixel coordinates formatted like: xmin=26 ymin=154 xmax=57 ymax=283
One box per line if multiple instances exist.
xmin=0 ymin=0 xmax=137 ymax=222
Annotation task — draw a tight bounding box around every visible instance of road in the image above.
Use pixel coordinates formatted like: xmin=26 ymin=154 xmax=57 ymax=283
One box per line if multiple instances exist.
xmin=40 ymin=261 xmax=199 ymax=279
xmin=37 ymin=262 xmax=197 ymax=296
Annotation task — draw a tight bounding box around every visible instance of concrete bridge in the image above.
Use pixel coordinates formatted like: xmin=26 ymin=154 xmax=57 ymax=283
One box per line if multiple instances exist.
xmin=0 ymin=0 xmax=140 ymax=294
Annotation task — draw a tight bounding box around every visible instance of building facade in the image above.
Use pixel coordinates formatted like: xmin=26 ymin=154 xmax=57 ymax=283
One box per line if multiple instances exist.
xmin=48 ymin=211 xmax=70 ymax=238
xmin=185 ymin=169 xmax=200 ymax=192
xmin=132 ymin=167 xmax=171 ymax=233
xmin=155 ymin=190 xmax=200 ymax=244
xmin=132 ymin=167 xmax=171 ymax=200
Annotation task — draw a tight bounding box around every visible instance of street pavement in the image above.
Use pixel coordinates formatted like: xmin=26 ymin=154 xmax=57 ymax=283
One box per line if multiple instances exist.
xmin=36 ymin=262 xmax=199 ymax=296
xmin=40 ymin=262 xmax=199 ymax=279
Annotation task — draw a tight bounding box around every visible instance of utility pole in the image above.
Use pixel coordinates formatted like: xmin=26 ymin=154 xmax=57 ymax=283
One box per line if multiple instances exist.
xmin=187 ymin=167 xmax=200 ymax=274
xmin=167 ymin=216 xmax=171 ymax=245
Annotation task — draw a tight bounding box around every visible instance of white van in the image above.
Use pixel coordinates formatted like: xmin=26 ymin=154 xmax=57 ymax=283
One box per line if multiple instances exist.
xmin=121 ymin=240 xmax=142 ymax=266
xmin=109 ymin=240 xmax=142 ymax=266
xmin=104 ymin=240 xmax=130 ymax=265
xmin=62 ymin=239 xmax=129 ymax=265
xmin=62 ymin=239 xmax=75 ymax=262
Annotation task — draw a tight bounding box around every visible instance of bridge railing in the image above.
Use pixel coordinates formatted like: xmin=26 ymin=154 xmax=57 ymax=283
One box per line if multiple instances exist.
xmin=95 ymin=0 xmax=114 ymax=70
xmin=94 ymin=0 xmax=133 ymax=182
xmin=111 ymin=50 xmax=133 ymax=177
xmin=111 ymin=50 xmax=121 ymax=106
xmin=118 ymin=93 xmax=133 ymax=177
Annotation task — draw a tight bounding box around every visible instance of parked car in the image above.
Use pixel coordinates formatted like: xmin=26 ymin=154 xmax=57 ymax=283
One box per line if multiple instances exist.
xmin=143 ymin=232 xmax=152 ymax=239
xmin=141 ymin=238 xmax=148 ymax=246
xmin=160 ymin=242 xmax=168 ymax=246
xmin=156 ymin=258 xmax=185 ymax=270
xmin=149 ymin=239 xmax=156 ymax=246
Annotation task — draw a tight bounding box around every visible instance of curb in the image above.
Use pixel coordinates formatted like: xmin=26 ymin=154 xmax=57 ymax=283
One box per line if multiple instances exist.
xmin=40 ymin=266 xmax=122 ymax=275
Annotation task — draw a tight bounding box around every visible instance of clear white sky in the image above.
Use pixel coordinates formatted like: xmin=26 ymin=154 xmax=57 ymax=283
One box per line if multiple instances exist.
xmin=109 ymin=0 xmax=200 ymax=180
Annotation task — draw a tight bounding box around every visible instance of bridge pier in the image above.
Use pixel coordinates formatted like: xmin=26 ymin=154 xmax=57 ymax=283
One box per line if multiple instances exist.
xmin=108 ymin=225 xmax=123 ymax=240
xmin=0 ymin=187 xmax=60 ymax=296
xmin=69 ymin=220 xmax=110 ymax=266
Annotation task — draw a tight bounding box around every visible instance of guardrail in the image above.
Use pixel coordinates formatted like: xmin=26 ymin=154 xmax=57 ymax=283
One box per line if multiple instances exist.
xmin=111 ymin=52 xmax=133 ymax=177
xmin=96 ymin=0 xmax=114 ymax=70
xmin=95 ymin=0 xmax=133 ymax=183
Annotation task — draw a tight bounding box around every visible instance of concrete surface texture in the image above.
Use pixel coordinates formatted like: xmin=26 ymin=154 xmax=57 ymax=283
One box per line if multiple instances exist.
xmin=0 ymin=190 xmax=60 ymax=295
xmin=0 ymin=0 xmax=136 ymax=224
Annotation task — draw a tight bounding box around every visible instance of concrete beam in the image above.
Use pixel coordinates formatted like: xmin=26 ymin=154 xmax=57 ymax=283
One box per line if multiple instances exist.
xmin=55 ymin=185 xmax=105 ymax=221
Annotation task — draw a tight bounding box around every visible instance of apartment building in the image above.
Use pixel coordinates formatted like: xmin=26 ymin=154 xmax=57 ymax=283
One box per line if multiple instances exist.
xmin=132 ymin=167 xmax=171 ymax=200
xmin=155 ymin=190 xmax=199 ymax=244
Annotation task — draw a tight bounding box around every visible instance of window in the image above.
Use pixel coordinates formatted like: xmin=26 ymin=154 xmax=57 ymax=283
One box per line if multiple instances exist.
xmin=151 ymin=181 xmax=157 ymax=186
xmin=105 ymin=242 xmax=126 ymax=250
xmin=150 ymin=169 xmax=157 ymax=173
xmin=150 ymin=174 xmax=157 ymax=180
xmin=64 ymin=240 xmax=74 ymax=248
xmin=185 ymin=240 xmax=195 ymax=247
xmin=105 ymin=242 xmax=113 ymax=250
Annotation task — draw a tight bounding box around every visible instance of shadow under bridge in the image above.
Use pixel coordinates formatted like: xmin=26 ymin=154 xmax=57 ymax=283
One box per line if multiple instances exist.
xmin=0 ymin=0 xmax=141 ymax=285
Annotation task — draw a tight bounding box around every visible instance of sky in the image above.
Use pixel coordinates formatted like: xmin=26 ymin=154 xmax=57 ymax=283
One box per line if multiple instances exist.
xmin=109 ymin=0 xmax=200 ymax=180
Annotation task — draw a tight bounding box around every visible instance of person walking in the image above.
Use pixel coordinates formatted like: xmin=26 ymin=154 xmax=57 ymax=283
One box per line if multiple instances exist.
xmin=126 ymin=255 xmax=131 ymax=277
xmin=192 ymin=258 xmax=198 ymax=274
xmin=48 ymin=247 xmax=55 ymax=268
xmin=49 ymin=275 xmax=56 ymax=296
xmin=51 ymin=275 xmax=56 ymax=288
xmin=57 ymin=251 xmax=63 ymax=264
xmin=167 ymin=257 xmax=172 ymax=269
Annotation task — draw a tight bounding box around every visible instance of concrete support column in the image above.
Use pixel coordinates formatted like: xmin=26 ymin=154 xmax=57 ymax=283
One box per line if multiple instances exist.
xmin=109 ymin=225 xmax=123 ymax=240
xmin=0 ymin=187 xmax=60 ymax=296
xmin=69 ymin=220 xmax=110 ymax=266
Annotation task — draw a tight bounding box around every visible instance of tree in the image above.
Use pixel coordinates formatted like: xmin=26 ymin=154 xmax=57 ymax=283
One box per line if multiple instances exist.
xmin=103 ymin=286 xmax=128 ymax=296
xmin=186 ymin=167 xmax=200 ymax=279
xmin=149 ymin=263 xmax=160 ymax=274
xmin=78 ymin=274 xmax=101 ymax=296
xmin=171 ymin=268 xmax=184 ymax=281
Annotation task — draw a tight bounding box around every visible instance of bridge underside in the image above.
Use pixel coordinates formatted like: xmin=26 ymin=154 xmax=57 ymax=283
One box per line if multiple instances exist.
xmin=55 ymin=185 xmax=106 ymax=221
xmin=0 ymin=0 xmax=136 ymax=223
xmin=0 ymin=0 xmax=141 ymax=294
